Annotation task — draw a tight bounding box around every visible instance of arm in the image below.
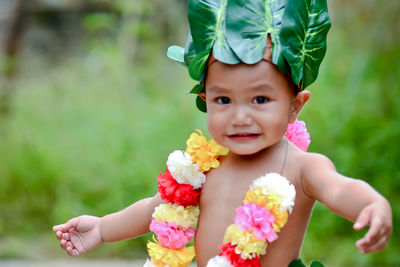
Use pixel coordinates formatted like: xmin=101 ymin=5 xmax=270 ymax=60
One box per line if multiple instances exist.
xmin=100 ymin=193 xmax=164 ymax=242
xmin=301 ymin=153 xmax=392 ymax=253
xmin=53 ymin=193 xmax=164 ymax=256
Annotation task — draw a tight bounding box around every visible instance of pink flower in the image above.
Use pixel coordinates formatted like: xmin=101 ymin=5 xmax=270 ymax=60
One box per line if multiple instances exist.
xmin=234 ymin=203 xmax=278 ymax=242
xmin=150 ymin=219 xmax=196 ymax=249
xmin=285 ymin=119 xmax=311 ymax=152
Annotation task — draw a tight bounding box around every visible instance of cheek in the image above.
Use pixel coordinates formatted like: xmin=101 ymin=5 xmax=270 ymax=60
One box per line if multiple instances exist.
xmin=269 ymin=120 xmax=288 ymax=136
xmin=206 ymin=112 xmax=225 ymax=140
xmin=258 ymin=109 xmax=288 ymax=135
xmin=207 ymin=115 xmax=219 ymax=137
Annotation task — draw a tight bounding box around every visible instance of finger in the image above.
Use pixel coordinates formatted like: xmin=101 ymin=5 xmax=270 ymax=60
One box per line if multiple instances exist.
xmin=356 ymin=229 xmax=380 ymax=249
xmin=54 ymin=217 xmax=80 ymax=232
xmin=359 ymin=216 xmax=386 ymax=245
xmin=359 ymin=226 xmax=380 ymax=244
xmin=62 ymin=233 xmax=70 ymax=241
xmin=56 ymin=231 xmax=63 ymax=240
xmin=60 ymin=239 xmax=67 ymax=250
xmin=66 ymin=241 xmax=74 ymax=249
xmin=356 ymin=227 xmax=386 ymax=253
xmin=357 ymin=221 xmax=391 ymax=250
xmin=67 ymin=246 xmax=80 ymax=257
xmin=358 ymin=236 xmax=389 ymax=253
xmin=71 ymin=249 xmax=80 ymax=257
xmin=354 ymin=209 xmax=371 ymax=230
xmin=66 ymin=246 xmax=74 ymax=256
xmin=64 ymin=217 xmax=80 ymax=230
xmin=53 ymin=224 xmax=66 ymax=232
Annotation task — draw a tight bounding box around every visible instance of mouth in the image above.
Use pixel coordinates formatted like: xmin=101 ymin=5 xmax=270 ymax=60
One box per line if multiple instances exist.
xmin=228 ymin=133 xmax=261 ymax=141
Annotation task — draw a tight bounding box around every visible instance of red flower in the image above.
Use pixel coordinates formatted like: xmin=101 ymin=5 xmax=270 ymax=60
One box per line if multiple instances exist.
xmin=219 ymin=243 xmax=261 ymax=267
xmin=157 ymin=167 xmax=201 ymax=206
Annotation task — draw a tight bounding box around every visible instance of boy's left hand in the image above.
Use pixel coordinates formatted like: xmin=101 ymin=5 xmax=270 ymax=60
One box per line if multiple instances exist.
xmin=353 ymin=200 xmax=392 ymax=253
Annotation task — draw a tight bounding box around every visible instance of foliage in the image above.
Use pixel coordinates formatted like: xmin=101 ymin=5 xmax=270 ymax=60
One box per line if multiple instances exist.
xmin=280 ymin=0 xmax=331 ymax=88
xmin=0 ymin=0 xmax=399 ymax=265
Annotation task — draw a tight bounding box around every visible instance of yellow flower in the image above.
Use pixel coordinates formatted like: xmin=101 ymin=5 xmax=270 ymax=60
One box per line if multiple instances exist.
xmin=224 ymin=224 xmax=267 ymax=259
xmin=148 ymin=240 xmax=195 ymax=267
xmin=153 ymin=204 xmax=199 ymax=229
xmin=244 ymin=189 xmax=288 ymax=232
xmin=186 ymin=130 xmax=229 ymax=172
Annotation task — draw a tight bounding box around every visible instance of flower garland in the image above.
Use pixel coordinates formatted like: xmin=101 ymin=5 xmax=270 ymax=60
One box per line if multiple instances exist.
xmin=206 ymin=173 xmax=296 ymax=267
xmin=144 ymin=120 xmax=310 ymax=267
xmin=145 ymin=129 xmax=229 ymax=267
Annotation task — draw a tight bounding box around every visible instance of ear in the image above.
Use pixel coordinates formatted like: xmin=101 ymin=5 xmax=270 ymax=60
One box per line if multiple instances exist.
xmin=289 ymin=90 xmax=310 ymax=123
xmin=198 ymin=92 xmax=206 ymax=102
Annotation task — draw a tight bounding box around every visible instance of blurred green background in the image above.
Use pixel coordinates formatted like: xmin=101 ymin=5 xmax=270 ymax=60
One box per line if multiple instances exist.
xmin=0 ymin=0 xmax=398 ymax=266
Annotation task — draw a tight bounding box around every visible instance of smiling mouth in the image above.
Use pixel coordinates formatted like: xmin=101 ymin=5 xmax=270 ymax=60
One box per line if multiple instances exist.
xmin=228 ymin=133 xmax=261 ymax=141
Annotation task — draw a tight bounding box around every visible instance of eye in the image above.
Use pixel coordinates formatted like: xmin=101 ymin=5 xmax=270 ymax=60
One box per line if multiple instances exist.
xmin=252 ymin=96 xmax=268 ymax=104
xmin=216 ymin=96 xmax=231 ymax=104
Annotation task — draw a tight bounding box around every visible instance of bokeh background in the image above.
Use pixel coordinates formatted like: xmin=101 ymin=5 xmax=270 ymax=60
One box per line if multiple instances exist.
xmin=0 ymin=0 xmax=398 ymax=266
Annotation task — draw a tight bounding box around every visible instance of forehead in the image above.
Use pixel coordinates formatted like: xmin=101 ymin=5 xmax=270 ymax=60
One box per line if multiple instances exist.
xmin=205 ymin=59 xmax=295 ymax=95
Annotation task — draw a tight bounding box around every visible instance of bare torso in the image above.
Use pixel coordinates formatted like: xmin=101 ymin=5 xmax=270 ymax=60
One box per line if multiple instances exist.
xmin=195 ymin=140 xmax=315 ymax=267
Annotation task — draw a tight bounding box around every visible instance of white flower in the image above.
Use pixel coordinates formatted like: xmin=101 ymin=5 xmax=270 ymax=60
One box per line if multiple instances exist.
xmin=143 ymin=259 xmax=158 ymax=267
xmin=206 ymin=256 xmax=233 ymax=267
xmin=251 ymin=173 xmax=296 ymax=213
xmin=167 ymin=150 xmax=206 ymax=189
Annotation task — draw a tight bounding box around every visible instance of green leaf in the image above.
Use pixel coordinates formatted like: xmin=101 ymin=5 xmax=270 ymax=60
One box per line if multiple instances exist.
xmin=270 ymin=0 xmax=291 ymax=75
xmin=279 ymin=0 xmax=331 ymax=89
xmin=226 ymin=0 xmax=287 ymax=64
xmin=196 ymin=95 xmax=207 ymax=112
xmin=190 ymin=84 xmax=204 ymax=94
xmin=288 ymin=259 xmax=307 ymax=267
xmin=188 ymin=0 xmax=240 ymax=65
xmin=167 ymin=45 xmax=185 ymax=64
xmin=189 ymin=49 xmax=211 ymax=81
xmin=184 ymin=32 xmax=197 ymax=67
xmin=310 ymin=260 xmax=325 ymax=267
xmin=288 ymin=259 xmax=325 ymax=267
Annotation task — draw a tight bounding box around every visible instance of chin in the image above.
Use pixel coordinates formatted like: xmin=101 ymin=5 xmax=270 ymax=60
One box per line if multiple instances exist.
xmin=218 ymin=139 xmax=267 ymax=156
xmin=228 ymin=146 xmax=265 ymax=156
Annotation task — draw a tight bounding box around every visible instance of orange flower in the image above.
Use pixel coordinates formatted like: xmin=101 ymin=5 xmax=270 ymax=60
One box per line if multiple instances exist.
xmin=186 ymin=129 xmax=228 ymax=172
xmin=244 ymin=189 xmax=288 ymax=232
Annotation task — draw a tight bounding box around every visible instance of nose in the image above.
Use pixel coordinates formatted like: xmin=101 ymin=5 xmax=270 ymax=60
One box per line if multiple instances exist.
xmin=231 ymin=105 xmax=252 ymax=127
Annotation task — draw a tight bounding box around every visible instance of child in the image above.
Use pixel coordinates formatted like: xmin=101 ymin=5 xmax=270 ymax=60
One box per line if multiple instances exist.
xmin=53 ymin=1 xmax=392 ymax=266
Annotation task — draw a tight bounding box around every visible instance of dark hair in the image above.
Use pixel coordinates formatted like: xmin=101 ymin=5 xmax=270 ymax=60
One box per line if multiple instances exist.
xmin=288 ymin=77 xmax=301 ymax=96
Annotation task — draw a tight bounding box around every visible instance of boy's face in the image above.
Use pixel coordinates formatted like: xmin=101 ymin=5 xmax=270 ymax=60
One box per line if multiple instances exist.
xmin=201 ymin=59 xmax=301 ymax=156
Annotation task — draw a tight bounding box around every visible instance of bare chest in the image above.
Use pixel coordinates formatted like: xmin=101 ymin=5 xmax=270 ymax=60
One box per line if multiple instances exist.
xmin=195 ymin=161 xmax=276 ymax=263
xmin=199 ymin=162 xmax=281 ymax=228
xmin=193 ymin=161 xmax=313 ymax=267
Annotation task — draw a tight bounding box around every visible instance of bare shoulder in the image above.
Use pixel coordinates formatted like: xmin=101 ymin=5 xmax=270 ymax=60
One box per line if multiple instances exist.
xmin=286 ymin=142 xmax=336 ymax=178
xmin=299 ymin=152 xmax=336 ymax=174
xmin=291 ymin=149 xmax=349 ymax=200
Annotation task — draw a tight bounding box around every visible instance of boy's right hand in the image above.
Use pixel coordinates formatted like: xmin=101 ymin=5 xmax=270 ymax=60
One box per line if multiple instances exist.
xmin=53 ymin=215 xmax=103 ymax=256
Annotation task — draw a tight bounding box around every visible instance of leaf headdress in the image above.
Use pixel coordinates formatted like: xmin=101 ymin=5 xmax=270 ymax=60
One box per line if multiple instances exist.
xmin=167 ymin=0 xmax=331 ymax=112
